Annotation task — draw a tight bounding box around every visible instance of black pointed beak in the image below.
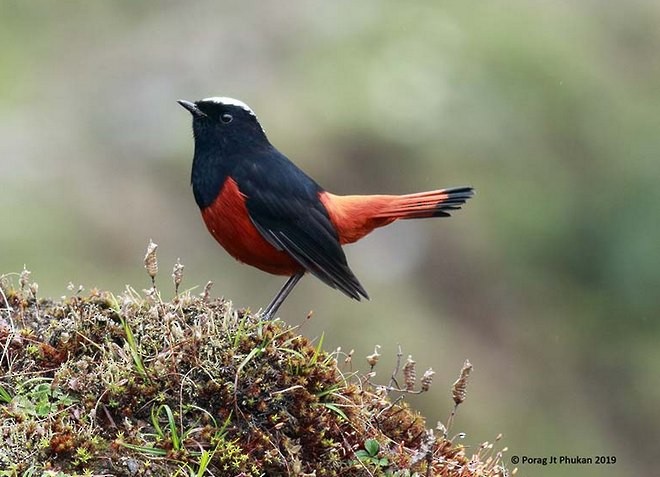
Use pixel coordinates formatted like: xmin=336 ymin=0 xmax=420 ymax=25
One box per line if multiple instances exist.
xmin=177 ymin=99 xmax=206 ymax=117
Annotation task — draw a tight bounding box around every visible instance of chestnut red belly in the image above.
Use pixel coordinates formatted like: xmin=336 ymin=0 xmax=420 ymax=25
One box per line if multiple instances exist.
xmin=201 ymin=178 xmax=303 ymax=275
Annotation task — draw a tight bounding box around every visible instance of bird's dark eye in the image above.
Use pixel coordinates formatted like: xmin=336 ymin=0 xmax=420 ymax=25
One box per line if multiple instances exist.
xmin=221 ymin=114 xmax=233 ymax=123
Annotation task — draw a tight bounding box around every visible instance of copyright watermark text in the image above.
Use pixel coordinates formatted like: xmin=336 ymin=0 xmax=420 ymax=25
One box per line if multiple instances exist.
xmin=510 ymin=455 xmax=616 ymax=466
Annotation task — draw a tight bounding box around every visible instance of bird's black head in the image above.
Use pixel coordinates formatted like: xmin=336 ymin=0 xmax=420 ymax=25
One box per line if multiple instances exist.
xmin=178 ymin=97 xmax=269 ymax=153
xmin=179 ymin=97 xmax=272 ymax=208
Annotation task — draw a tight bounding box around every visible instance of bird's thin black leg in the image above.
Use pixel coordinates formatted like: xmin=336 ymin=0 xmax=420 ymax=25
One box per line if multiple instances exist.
xmin=262 ymin=272 xmax=304 ymax=319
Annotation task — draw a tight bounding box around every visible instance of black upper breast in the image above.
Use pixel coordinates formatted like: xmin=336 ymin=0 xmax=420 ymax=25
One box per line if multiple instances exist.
xmin=191 ymin=146 xmax=232 ymax=209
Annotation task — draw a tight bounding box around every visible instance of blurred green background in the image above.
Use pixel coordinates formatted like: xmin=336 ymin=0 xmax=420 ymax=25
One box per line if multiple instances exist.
xmin=2 ymin=1 xmax=658 ymax=475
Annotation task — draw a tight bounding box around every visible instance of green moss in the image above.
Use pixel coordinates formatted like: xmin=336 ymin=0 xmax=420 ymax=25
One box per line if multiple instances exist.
xmin=0 ymin=278 xmax=508 ymax=476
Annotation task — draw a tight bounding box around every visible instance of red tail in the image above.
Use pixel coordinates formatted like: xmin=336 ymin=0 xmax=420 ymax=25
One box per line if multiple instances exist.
xmin=320 ymin=186 xmax=474 ymax=245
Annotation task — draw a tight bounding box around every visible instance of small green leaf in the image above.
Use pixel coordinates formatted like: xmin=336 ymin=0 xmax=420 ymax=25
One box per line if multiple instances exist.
xmin=355 ymin=450 xmax=370 ymax=461
xmin=310 ymin=332 xmax=324 ymax=365
xmin=364 ymin=438 xmax=380 ymax=456
xmin=0 ymin=384 xmax=11 ymax=403
xmin=35 ymin=402 xmax=52 ymax=416
xmin=120 ymin=442 xmax=168 ymax=456
xmin=315 ymin=402 xmax=348 ymax=420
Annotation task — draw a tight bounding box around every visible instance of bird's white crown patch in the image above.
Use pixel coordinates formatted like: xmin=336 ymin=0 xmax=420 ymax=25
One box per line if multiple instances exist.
xmin=202 ymin=97 xmax=256 ymax=117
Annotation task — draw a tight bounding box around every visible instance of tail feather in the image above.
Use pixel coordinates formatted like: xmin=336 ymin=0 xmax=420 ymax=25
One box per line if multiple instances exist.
xmin=320 ymin=186 xmax=474 ymax=245
xmin=375 ymin=186 xmax=475 ymax=219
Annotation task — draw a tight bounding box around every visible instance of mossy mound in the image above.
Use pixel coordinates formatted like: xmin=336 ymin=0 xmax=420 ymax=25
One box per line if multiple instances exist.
xmin=0 ymin=279 xmax=509 ymax=476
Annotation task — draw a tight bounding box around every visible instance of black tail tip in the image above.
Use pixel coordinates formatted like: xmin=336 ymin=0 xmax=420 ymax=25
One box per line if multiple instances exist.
xmin=445 ymin=186 xmax=475 ymax=197
xmin=433 ymin=186 xmax=475 ymax=217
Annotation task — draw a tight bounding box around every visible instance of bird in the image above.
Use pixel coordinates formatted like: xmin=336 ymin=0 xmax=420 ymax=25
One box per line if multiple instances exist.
xmin=178 ymin=97 xmax=474 ymax=319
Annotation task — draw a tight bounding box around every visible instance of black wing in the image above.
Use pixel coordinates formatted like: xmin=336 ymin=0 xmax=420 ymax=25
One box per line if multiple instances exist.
xmin=235 ymin=148 xmax=368 ymax=300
